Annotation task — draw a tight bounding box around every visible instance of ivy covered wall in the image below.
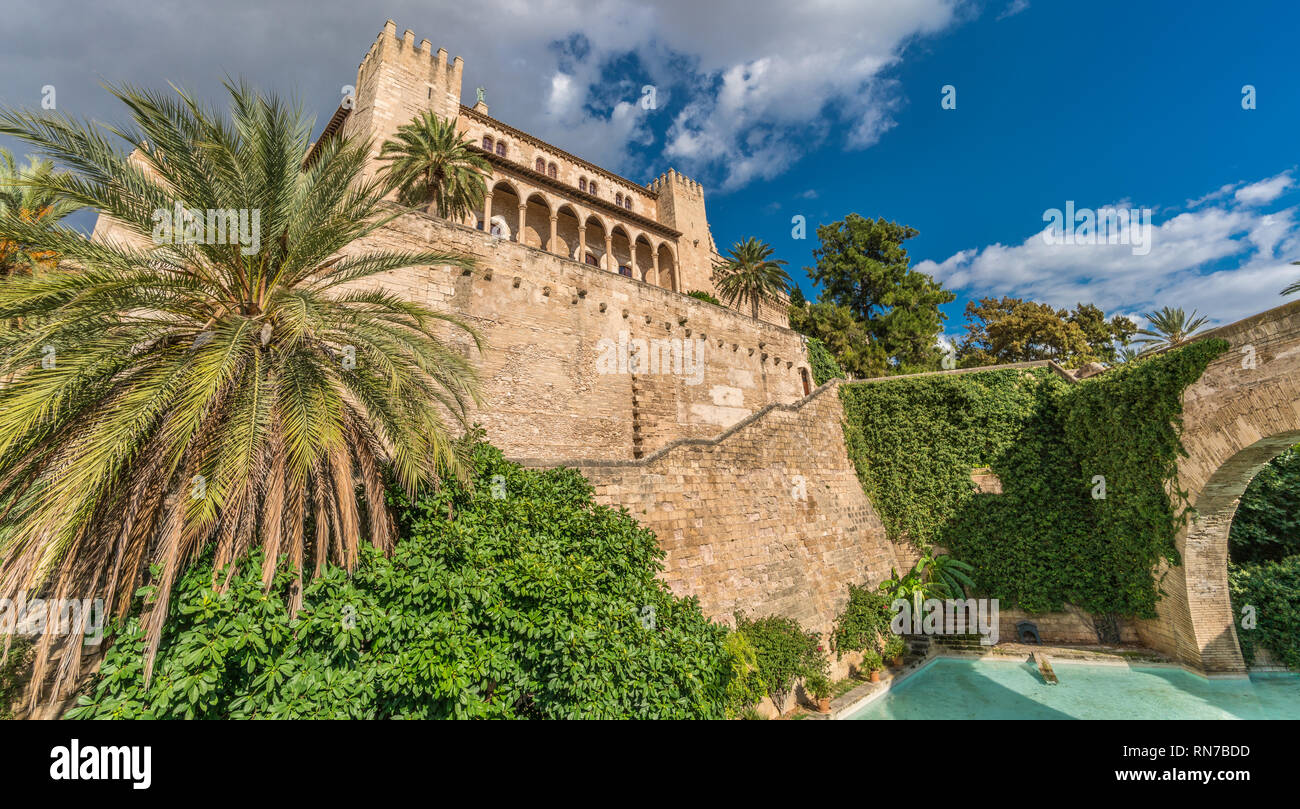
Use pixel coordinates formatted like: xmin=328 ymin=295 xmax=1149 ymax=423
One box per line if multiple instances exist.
xmin=839 ymin=340 xmax=1228 ymax=622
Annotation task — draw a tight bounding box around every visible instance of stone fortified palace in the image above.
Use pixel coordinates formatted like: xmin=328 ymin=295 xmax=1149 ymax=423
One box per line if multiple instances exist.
xmin=291 ymin=21 xmax=893 ymax=645
xmin=98 ymin=21 xmax=1300 ymax=681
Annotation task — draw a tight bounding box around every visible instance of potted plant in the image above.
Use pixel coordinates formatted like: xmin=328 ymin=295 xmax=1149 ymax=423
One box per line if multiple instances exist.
xmin=805 ymin=671 xmax=833 ymax=713
xmin=862 ymin=649 xmax=884 ymax=683
xmin=883 ymin=633 xmax=905 ymax=667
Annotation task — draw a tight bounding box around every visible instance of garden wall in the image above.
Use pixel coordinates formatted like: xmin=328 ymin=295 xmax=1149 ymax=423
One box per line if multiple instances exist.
xmin=561 ymin=380 xmax=902 ymax=639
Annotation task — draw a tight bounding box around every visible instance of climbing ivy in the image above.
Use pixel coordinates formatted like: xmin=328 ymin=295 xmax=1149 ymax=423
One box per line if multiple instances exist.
xmin=839 ymin=340 xmax=1228 ymax=620
xmin=806 ymin=336 xmax=844 ymax=386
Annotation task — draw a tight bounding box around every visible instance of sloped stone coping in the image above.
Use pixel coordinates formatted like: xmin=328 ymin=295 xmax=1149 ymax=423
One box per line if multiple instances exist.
xmin=512 ymin=359 xmax=1054 ymax=470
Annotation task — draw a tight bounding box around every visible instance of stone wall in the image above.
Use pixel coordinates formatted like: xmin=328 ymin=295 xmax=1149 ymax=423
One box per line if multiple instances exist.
xmin=563 ymin=380 xmax=902 ymax=636
xmin=344 ymin=209 xmax=812 ymax=462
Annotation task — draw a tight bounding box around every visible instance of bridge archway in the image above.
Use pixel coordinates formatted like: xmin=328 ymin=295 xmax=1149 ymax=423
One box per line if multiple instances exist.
xmin=1139 ymin=300 xmax=1300 ymax=673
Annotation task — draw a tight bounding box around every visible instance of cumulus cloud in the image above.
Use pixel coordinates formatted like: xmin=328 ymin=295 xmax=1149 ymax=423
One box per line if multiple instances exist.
xmin=1234 ymin=171 xmax=1295 ymax=206
xmin=915 ymin=175 xmax=1300 ymax=326
xmin=0 ymin=0 xmax=963 ymax=193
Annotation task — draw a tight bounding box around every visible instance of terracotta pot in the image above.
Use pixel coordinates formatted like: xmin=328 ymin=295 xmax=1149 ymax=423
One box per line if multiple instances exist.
xmin=890 ymin=655 xmax=903 ymax=667
xmin=817 ymin=697 xmax=832 ymax=714
xmin=870 ymin=669 xmax=881 ymax=683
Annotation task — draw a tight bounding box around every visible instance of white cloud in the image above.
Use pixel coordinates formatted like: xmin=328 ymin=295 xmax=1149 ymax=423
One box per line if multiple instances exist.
xmin=996 ymin=0 xmax=1030 ymax=21
xmin=1234 ymin=171 xmax=1295 ymax=206
xmin=916 ymin=175 xmax=1300 ymax=326
xmin=2 ymin=1 xmax=966 ymax=194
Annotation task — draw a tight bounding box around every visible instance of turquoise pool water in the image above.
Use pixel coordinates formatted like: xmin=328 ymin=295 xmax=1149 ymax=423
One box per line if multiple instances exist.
xmin=847 ymin=657 xmax=1300 ymax=720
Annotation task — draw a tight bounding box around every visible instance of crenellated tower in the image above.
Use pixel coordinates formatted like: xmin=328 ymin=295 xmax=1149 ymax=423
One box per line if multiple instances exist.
xmin=649 ymin=169 xmax=719 ymax=298
xmin=342 ymin=20 xmax=464 ymax=184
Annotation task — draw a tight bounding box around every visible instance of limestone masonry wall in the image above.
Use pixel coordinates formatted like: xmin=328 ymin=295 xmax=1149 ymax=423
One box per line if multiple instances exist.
xmin=345 ymin=209 xmax=812 ymax=462
xmin=566 ymin=380 xmax=902 ymax=636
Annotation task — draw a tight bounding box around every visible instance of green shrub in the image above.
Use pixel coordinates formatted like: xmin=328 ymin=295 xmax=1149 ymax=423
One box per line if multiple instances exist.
xmin=882 ymin=633 xmax=905 ymax=660
xmin=687 ymin=290 xmax=722 ymax=306
xmin=66 ymin=440 xmax=734 ymax=719
xmin=806 ymin=336 xmax=844 ymax=386
xmin=804 ymin=669 xmax=832 ymax=700
xmin=734 ymin=613 xmax=823 ymax=708
xmin=1229 ymin=555 xmax=1300 ymax=670
xmin=1229 ymin=447 xmax=1300 ymax=564
xmin=832 ymin=584 xmax=893 ymax=659
xmin=860 ymin=648 xmax=883 ymax=673
xmin=722 ymin=631 xmax=767 ymax=718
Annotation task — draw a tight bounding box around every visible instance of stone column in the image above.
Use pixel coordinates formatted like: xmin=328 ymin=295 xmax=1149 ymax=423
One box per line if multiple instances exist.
xmin=549 ymin=215 xmax=558 ymax=254
xmin=517 ymin=202 xmax=527 ymax=243
xmin=482 ymin=189 xmax=493 ymax=233
xmin=577 ymin=224 xmax=586 ymax=262
xmin=605 ymin=234 xmax=614 ymax=272
xmin=652 ymin=249 xmax=660 ymax=287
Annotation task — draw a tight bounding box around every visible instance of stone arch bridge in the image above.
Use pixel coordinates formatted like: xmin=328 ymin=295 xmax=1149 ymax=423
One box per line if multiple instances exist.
xmin=1138 ymin=298 xmax=1300 ymax=674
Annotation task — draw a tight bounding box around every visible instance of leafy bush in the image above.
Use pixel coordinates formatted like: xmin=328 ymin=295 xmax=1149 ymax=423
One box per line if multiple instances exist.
xmin=67 ymin=440 xmax=734 ymax=719
xmin=882 ymin=633 xmax=905 ymax=661
xmin=733 ymin=613 xmax=824 ymax=708
xmin=832 ymin=584 xmax=893 ymax=659
xmin=722 ymin=631 xmax=766 ymax=718
xmin=1229 ymin=555 xmax=1300 ymax=670
xmin=1229 ymin=446 xmax=1300 ymax=564
xmin=687 ymin=290 xmax=722 ymax=306
xmin=806 ymin=336 xmax=845 ymax=386
xmin=860 ymin=649 xmax=883 ymax=673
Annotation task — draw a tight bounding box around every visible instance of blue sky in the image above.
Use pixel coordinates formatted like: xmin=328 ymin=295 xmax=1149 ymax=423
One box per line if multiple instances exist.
xmin=4 ymin=0 xmax=1297 ymax=335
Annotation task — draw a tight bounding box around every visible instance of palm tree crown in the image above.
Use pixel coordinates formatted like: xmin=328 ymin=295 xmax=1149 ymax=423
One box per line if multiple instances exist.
xmin=0 ymin=82 xmax=481 ymax=704
xmin=377 ymin=110 xmax=489 ymax=219
xmin=1133 ymin=306 xmax=1210 ymax=353
xmin=0 ymin=147 xmax=79 ymax=278
xmin=711 ymin=237 xmax=791 ymax=319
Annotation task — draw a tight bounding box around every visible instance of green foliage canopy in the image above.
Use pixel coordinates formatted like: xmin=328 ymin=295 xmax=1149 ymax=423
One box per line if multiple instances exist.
xmin=67 ymin=440 xmax=734 ymax=719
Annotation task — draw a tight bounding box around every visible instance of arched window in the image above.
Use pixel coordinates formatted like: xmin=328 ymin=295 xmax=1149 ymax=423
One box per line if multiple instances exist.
xmin=625 ymin=197 xmax=633 ymax=211
xmin=589 ymin=181 xmax=598 ymax=195
xmin=618 ymin=265 xmax=633 ymax=278
xmin=584 ymin=253 xmax=600 ymax=267
xmin=535 ymin=157 xmax=545 ymax=173
xmin=482 ymin=135 xmax=493 ymax=151
xmin=579 ymin=178 xmax=587 ymax=192
xmin=495 ymin=141 xmax=507 ymax=157
xmin=548 ymin=162 xmax=558 ymax=179
xmin=616 ymin=193 xmax=623 ymax=206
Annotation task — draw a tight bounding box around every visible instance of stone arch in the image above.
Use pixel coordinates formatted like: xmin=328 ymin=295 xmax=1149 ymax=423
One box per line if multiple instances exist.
xmin=656 ymin=242 xmax=678 ymax=292
xmin=633 ymin=236 xmax=655 ymax=284
xmin=489 ymin=181 xmax=520 ymax=240
xmin=583 ymin=215 xmax=608 ymax=268
xmin=522 ymin=193 xmax=551 ymax=250
xmin=555 ymin=204 xmax=581 ymax=260
xmin=1138 ymin=300 xmax=1300 ymax=673
xmin=610 ymin=225 xmax=633 ymax=276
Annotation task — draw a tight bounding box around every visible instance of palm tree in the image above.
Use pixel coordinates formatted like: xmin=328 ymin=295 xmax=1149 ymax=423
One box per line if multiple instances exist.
xmin=711 ymin=237 xmax=791 ymax=319
xmin=1132 ymin=306 xmax=1210 ymax=353
xmin=0 ymin=147 xmax=79 ymax=278
xmin=1285 ymin=260 xmax=1299 ymax=296
xmin=0 ymin=81 xmax=482 ymax=706
xmin=377 ymin=110 xmax=489 ymax=220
